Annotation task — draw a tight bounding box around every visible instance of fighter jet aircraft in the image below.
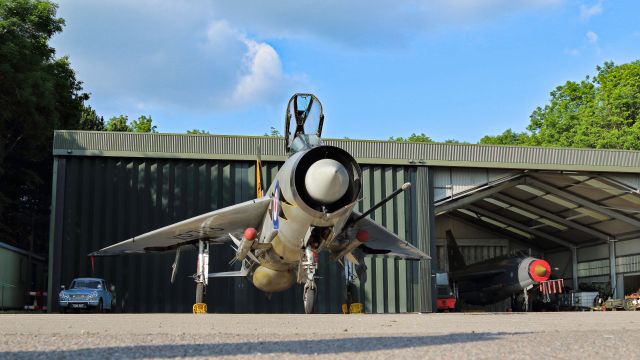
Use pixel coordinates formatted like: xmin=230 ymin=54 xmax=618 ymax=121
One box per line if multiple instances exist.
xmin=445 ymin=230 xmax=550 ymax=309
xmin=91 ymin=94 xmax=429 ymax=313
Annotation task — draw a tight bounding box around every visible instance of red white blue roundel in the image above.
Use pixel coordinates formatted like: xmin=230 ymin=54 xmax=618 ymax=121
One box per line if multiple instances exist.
xmin=272 ymin=180 xmax=280 ymax=230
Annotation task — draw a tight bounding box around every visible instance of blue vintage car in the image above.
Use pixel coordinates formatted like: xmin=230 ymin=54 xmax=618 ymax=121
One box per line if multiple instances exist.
xmin=59 ymin=278 xmax=113 ymax=313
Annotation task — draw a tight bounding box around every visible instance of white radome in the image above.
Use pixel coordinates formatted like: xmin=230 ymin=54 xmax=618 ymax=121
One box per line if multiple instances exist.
xmin=305 ymin=159 xmax=349 ymax=204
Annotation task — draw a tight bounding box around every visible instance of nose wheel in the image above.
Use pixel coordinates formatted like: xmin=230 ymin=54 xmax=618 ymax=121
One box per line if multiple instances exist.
xmin=302 ymin=245 xmax=318 ymax=314
xmin=303 ymin=283 xmax=316 ymax=314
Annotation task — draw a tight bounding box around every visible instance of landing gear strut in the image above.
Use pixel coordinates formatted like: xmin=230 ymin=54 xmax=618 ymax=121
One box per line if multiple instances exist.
xmin=194 ymin=240 xmax=209 ymax=313
xmin=522 ymin=284 xmax=533 ymax=312
xmin=302 ymin=245 xmax=317 ymax=314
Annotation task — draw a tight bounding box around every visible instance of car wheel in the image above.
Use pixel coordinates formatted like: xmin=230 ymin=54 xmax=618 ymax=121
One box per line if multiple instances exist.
xmin=96 ymin=299 xmax=103 ymax=313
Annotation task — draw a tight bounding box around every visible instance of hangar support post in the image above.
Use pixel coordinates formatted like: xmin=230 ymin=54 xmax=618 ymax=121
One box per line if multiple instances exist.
xmin=609 ymin=239 xmax=617 ymax=298
xmin=415 ymin=167 xmax=437 ymax=312
xmin=572 ymin=247 xmax=579 ymax=291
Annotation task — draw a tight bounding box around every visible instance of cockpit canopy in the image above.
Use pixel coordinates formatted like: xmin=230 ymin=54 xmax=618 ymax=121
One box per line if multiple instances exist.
xmin=285 ymin=93 xmax=324 ymax=153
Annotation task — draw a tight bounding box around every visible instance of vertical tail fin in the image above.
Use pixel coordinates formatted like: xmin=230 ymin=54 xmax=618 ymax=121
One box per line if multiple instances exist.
xmin=256 ymin=145 xmax=264 ymax=198
xmin=446 ymin=230 xmax=466 ymax=272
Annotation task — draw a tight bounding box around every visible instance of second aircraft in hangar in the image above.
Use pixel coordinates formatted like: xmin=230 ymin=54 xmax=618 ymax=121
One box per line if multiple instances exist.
xmin=445 ymin=230 xmax=551 ymax=309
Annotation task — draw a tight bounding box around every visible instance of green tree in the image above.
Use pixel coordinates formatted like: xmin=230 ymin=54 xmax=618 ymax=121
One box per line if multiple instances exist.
xmin=130 ymin=115 xmax=157 ymax=133
xmin=186 ymin=129 xmax=210 ymax=134
xmin=479 ymin=129 xmax=531 ymax=145
xmin=79 ymin=105 xmax=105 ymax=130
xmin=388 ymin=133 xmax=433 ymax=143
xmin=264 ymin=126 xmax=282 ymax=137
xmin=105 ymin=115 xmax=131 ymax=132
xmin=104 ymin=114 xmax=158 ymax=132
xmin=0 ymin=0 xmax=89 ymax=252
xmin=443 ymin=139 xmax=470 ymax=144
xmin=482 ymin=61 xmax=640 ymax=150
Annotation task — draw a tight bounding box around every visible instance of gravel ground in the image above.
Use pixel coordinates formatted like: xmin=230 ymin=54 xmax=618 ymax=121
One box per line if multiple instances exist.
xmin=1 ymin=312 xmax=639 ymax=359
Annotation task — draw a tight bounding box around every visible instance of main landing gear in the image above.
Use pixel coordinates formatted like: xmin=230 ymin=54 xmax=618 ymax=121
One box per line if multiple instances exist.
xmin=193 ymin=239 xmax=209 ymax=313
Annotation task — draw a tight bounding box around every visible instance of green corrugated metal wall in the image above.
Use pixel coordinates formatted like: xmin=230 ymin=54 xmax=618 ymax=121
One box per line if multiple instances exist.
xmin=49 ymin=156 xmax=429 ymax=313
xmin=0 ymin=247 xmax=26 ymax=309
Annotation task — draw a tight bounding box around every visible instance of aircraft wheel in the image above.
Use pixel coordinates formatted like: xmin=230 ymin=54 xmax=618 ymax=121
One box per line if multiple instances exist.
xmin=624 ymin=298 xmax=636 ymax=311
xmin=303 ymin=287 xmax=316 ymax=314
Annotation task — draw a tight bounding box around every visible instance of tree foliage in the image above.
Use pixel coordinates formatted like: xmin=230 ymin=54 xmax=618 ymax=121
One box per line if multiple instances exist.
xmin=130 ymin=115 xmax=157 ymax=133
xmin=0 ymin=0 xmax=88 ymax=252
xmin=186 ymin=129 xmax=210 ymax=134
xmin=389 ymin=133 xmax=433 ymax=143
xmin=479 ymin=129 xmax=530 ymax=146
xmin=264 ymin=126 xmax=282 ymax=137
xmin=481 ymin=61 xmax=640 ymax=149
xmin=105 ymin=115 xmax=157 ymax=132
xmin=79 ymin=105 xmax=105 ymax=130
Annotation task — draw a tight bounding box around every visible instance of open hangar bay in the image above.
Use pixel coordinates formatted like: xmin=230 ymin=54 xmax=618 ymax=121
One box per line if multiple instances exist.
xmin=48 ymin=131 xmax=640 ymax=313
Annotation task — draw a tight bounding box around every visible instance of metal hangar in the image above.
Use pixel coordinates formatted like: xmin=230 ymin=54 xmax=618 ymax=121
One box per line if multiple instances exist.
xmin=48 ymin=131 xmax=640 ymax=313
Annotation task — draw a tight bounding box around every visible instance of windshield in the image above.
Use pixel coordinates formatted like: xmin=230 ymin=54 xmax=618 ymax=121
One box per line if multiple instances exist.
xmin=285 ymin=93 xmax=324 ymax=153
xmin=71 ymin=280 xmax=102 ymax=289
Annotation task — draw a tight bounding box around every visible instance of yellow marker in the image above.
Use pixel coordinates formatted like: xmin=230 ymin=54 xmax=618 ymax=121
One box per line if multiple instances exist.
xmin=256 ymin=146 xmax=264 ymax=198
xmin=192 ymin=303 xmax=207 ymax=314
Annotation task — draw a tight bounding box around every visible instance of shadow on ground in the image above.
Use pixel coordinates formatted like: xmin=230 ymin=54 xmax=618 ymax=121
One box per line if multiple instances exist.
xmin=3 ymin=332 xmax=521 ymax=358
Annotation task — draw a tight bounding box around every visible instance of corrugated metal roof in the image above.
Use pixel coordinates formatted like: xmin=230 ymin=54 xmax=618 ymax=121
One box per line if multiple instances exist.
xmin=53 ymin=131 xmax=640 ymax=172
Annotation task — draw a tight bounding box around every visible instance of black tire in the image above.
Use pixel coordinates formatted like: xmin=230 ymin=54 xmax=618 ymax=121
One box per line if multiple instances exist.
xmin=624 ymin=299 xmax=636 ymax=311
xmin=304 ymin=287 xmax=315 ymax=314
xmin=96 ymin=299 xmax=103 ymax=313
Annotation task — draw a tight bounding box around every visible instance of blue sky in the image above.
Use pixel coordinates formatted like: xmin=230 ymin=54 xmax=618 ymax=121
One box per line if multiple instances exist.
xmin=51 ymin=0 xmax=640 ymax=142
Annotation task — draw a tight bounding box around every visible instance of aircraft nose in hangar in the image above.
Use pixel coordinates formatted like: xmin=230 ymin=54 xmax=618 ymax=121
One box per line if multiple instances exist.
xmin=534 ymin=265 xmax=547 ymax=277
xmin=528 ymin=259 xmax=551 ymax=282
xmin=305 ymin=159 xmax=349 ymax=204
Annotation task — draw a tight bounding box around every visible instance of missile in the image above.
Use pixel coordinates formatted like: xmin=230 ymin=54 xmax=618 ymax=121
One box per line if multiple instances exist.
xmin=233 ymin=228 xmax=258 ymax=262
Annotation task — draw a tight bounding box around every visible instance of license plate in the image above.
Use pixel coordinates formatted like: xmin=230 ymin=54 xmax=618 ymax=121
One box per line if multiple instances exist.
xmin=71 ymin=303 xmax=87 ymax=308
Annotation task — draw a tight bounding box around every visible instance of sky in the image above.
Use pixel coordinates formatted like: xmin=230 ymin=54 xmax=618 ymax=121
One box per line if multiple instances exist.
xmin=50 ymin=0 xmax=640 ymax=142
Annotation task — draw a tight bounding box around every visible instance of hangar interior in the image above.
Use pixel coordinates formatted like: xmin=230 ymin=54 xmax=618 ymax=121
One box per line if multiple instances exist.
xmin=49 ymin=131 xmax=640 ymax=313
xmin=432 ymin=169 xmax=640 ymax=303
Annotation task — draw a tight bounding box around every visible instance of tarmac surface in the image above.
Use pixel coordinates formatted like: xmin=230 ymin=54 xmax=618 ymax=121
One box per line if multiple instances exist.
xmin=1 ymin=312 xmax=639 ymax=359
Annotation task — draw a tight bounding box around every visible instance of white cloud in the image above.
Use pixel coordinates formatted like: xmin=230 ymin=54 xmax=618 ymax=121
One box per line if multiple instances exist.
xmin=52 ymin=3 xmax=303 ymax=113
xmin=586 ymin=31 xmax=599 ymax=43
xmin=580 ymin=1 xmax=603 ymax=20
xmin=231 ymin=41 xmax=283 ymax=105
xmin=205 ymin=23 xmax=298 ymax=107
xmin=210 ymin=0 xmax=562 ymax=48
xmin=51 ymin=0 xmax=561 ymax=115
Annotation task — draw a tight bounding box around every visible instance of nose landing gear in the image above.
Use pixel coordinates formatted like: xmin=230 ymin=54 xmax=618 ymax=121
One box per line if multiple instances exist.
xmin=302 ymin=245 xmax=318 ymax=314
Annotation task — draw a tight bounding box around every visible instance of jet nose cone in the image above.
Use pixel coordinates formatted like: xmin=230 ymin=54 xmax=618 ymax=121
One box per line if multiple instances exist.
xmin=528 ymin=259 xmax=551 ymax=282
xmin=305 ymin=159 xmax=349 ymax=204
xmin=534 ymin=265 xmax=548 ymax=277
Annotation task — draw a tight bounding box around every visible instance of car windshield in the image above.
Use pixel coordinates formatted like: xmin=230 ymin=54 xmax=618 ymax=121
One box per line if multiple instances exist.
xmin=71 ymin=280 xmax=101 ymax=289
